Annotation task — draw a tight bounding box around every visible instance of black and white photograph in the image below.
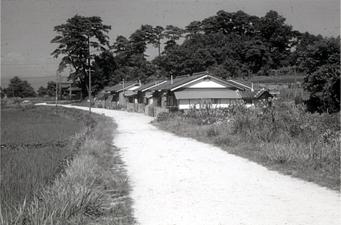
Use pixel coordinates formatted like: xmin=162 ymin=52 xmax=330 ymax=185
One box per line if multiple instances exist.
xmin=1 ymin=0 xmax=340 ymax=224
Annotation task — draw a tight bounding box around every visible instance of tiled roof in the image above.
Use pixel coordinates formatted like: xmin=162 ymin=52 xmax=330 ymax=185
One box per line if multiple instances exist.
xmin=136 ymin=80 xmax=167 ymax=92
xmin=227 ymin=80 xmax=252 ymax=90
xmin=124 ymin=90 xmax=137 ymax=97
xmin=104 ymin=81 xmax=139 ymax=92
xmin=150 ymin=71 xmax=247 ymax=91
xmin=149 ymin=71 xmax=210 ymax=91
xmin=238 ymin=88 xmax=272 ymax=99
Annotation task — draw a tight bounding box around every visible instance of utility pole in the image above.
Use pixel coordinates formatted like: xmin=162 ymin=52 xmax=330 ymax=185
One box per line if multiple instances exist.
xmin=55 ymin=70 xmax=59 ymax=107
xmin=88 ymin=35 xmax=92 ymax=113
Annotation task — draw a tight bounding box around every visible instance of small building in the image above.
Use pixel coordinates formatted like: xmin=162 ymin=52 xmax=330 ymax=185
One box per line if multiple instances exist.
xmin=134 ymin=80 xmax=167 ymax=105
xmin=58 ymin=77 xmax=82 ymax=100
xmin=148 ymin=71 xmax=249 ymax=110
xmin=102 ymin=81 xmax=140 ymax=107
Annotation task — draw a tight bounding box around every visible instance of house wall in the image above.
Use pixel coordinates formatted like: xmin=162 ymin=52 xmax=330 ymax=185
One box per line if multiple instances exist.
xmin=118 ymin=92 xmax=127 ymax=106
xmin=178 ymin=98 xmax=243 ymax=110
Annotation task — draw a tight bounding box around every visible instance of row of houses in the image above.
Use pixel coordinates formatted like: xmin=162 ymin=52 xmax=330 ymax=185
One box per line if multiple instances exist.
xmin=95 ymin=71 xmax=273 ymax=116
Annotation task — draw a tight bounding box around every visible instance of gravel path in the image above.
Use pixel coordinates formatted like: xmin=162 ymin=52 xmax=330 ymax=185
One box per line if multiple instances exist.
xmin=62 ymin=105 xmax=340 ymax=225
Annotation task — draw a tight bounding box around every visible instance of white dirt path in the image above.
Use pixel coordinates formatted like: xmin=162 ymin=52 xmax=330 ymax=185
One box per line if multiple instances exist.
xmin=62 ymin=105 xmax=340 ymax=225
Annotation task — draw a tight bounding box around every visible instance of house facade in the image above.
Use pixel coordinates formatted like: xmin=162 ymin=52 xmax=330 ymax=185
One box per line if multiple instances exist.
xmin=95 ymin=71 xmax=272 ymax=115
xmin=148 ymin=72 xmax=249 ymax=110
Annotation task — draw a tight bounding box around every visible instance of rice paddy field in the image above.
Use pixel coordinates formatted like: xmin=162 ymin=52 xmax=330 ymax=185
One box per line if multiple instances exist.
xmin=0 ymin=106 xmax=87 ymax=213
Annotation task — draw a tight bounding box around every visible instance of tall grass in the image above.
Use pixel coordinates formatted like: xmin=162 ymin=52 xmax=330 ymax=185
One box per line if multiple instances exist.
xmin=155 ymin=101 xmax=340 ymax=190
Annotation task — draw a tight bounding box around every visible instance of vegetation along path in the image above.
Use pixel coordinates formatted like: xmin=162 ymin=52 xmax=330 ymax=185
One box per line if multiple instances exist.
xmin=63 ymin=105 xmax=340 ymax=225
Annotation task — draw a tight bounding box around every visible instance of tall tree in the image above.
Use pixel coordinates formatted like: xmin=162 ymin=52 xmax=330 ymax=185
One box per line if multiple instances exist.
xmin=304 ymin=64 xmax=340 ymax=113
xmin=37 ymin=86 xmax=48 ymax=97
xmin=298 ymin=36 xmax=340 ymax=74
xmin=163 ymin=25 xmax=184 ymax=50
xmin=151 ymin=26 xmax=165 ymax=57
xmin=92 ymin=50 xmax=118 ymax=93
xmin=51 ymin=15 xmax=111 ymax=98
xmin=46 ymin=81 xmax=57 ymax=97
xmin=5 ymin=77 xmax=36 ymax=97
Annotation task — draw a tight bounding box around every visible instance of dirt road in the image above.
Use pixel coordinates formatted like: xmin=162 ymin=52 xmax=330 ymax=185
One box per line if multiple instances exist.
xmin=61 ymin=105 xmax=341 ymax=225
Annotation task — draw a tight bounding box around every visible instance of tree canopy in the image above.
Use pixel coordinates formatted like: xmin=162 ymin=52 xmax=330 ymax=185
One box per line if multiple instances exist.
xmin=50 ymin=11 xmax=340 ymax=113
xmin=4 ymin=77 xmax=36 ymax=98
xmin=51 ymin=15 xmax=111 ymax=97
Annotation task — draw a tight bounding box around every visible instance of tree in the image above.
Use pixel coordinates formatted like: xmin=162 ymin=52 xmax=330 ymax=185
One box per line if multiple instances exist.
xmin=37 ymin=86 xmax=48 ymax=97
xmin=51 ymin=15 xmax=111 ymax=98
xmin=0 ymin=87 xmax=5 ymax=98
xmin=150 ymin=26 xmax=165 ymax=57
xmin=163 ymin=25 xmax=184 ymax=50
xmin=46 ymin=81 xmax=57 ymax=97
xmin=304 ymin=64 xmax=340 ymax=113
xmin=92 ymin=50 xmax=118 ymax=94
xmin=298 ymin=36 xmax=340 ymax=74
xmin=5 ymin=76 xmax=36 ymax=97
xmin=256 ymin=10 xmax=295 ymax=69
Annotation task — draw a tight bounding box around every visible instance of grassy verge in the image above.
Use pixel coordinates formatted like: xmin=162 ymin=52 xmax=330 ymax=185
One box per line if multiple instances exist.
xmin=154 ymin=103 xmax=340 ymax=191
xmin=1 ymin=107 xmax=134 ymax=225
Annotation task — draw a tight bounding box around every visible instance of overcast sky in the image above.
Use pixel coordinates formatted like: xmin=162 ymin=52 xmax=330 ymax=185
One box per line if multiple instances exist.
xmin=1 ymin=0 xmax=340 ymax=89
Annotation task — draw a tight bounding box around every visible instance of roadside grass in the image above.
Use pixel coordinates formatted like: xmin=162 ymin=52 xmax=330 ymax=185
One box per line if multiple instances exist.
xmin=1 ymin=106 xmax=134 ymax=225
xmin=154 ymin=103 xmax=340 ymax=191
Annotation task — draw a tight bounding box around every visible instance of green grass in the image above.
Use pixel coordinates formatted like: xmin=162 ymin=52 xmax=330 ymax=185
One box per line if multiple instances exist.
xmin=0 ymin=106 xmax=134 ymax=224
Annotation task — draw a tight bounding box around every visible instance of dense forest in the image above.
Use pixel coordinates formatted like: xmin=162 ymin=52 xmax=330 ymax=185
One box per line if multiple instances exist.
xmin=49 ymin=10 xmax=340 ymax=112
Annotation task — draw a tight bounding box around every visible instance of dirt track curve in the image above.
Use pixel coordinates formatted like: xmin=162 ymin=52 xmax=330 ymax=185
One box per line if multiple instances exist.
xmin=59 ymin=105 xmax=340 ymax=225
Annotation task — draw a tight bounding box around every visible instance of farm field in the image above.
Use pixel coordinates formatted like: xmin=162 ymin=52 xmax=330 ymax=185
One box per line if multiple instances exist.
xmin=0 ymin=106 xmax=87 ymax=213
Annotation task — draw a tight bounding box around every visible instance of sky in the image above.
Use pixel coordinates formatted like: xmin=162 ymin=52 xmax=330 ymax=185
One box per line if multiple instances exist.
xmin=1 ymin=0 xmax=340 ymax=90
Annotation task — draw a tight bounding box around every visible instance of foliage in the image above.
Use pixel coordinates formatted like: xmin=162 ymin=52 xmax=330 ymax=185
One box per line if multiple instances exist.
xmin=297 ymin=36 xmax=340 ymax=74
xmin=4 ymin=77 xmax=36 ymax=98
xmin=0 ymin=87 xmax=5 ymax=98
xmin=91 ymin=50 xmax=117 ymax=94
xmin=51 ymin=15 xmax=111 ymax=97
xmin=304 ymin=64 xmax=340 ymax=113
xmin=37 ymin=86 xmax=47 ymax=97
xmin=51 ymin=11 xmax=339 ymax=104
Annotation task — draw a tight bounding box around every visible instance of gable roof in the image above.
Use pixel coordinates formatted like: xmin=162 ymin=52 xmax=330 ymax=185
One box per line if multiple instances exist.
xmin=136 ymin=80 xmax=167 ymax=92
xmin=149 ymin=71 xmax=249 ymax=92
xmin=238 ymin=88 xmax=273 ymax=99
xmin=104 ymin=81 xmax=140 ymax=92
xmin=227 ymin=80 xmax=253 ymax=91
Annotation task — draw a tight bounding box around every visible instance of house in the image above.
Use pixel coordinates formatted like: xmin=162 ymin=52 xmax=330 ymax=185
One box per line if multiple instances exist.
xmin=147 ymin=71 xmax=250 ymax=110
xmin=134 ymin=80 xmax=167 ymax=105
xmin=99 ymin=81 xmax=140 ymax=107
xmin=58 ymin=77 xmax=82 ymax=100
